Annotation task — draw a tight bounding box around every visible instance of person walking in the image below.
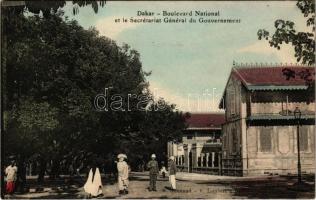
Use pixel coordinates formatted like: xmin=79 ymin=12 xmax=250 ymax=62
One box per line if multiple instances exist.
xmin=146 ymin=154 xmax=159 ymax=191
xmin=117 ymin=154 xmax=129 ymax=195
xmin=5 ymin=160 xmax=18 ymax=195
xmin=168 ymin=156 xmax=177 ymax=190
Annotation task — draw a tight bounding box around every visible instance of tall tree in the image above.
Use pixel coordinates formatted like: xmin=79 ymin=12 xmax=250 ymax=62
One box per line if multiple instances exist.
xmin=3 ymin=12 xmax=149 ymax=179
xmin=1 ymin=1 xmax=106 ymax=17
xmin=257 ymin=0 xmax=315 ymax=65
xmin=3 ymin=10 xmax=186 ymax=181
xmin=257 ymin=0 xmax=315 ymax=91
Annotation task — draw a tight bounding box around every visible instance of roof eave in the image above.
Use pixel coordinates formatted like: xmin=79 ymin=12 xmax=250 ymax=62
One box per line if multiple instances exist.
xmin=186 ymin=127 xmax=222 ymax=130
xmin=246 ymin=85 xmax=309 ymax=91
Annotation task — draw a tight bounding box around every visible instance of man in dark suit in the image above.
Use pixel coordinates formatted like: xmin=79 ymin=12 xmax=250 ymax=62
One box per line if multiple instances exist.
xmin=146 ymin=154 xmax=159 ymax=191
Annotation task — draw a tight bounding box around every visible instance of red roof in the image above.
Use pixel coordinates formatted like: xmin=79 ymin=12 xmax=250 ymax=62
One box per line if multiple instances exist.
xmin=185 ymin=113 xmax=225 ymax=128
xmin=232 ymin=66 xmax=315 ymax=86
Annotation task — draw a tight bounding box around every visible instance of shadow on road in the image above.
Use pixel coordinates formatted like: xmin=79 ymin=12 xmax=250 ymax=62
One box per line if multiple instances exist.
xmin=194 ymin=175 xmax=315 ymax=199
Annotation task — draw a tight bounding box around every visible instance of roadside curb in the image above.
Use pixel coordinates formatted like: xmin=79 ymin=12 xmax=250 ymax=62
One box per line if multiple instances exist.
xmin=175 ymin=172 xmax=278 ymax=182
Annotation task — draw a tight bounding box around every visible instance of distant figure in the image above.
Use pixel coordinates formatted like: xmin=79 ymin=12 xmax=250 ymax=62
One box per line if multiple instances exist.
xmin=138 ymin=160 xmax=145 ymax=172
xmin=83 ymin=160 xmax=103 ymax=198
xmin=117 ymin=154 xmax=129 ymax=195
xmin=168 ymin=156 xmax=177 ymax=190
xmin=147 ymin=154 xmax=159 ymax=191
xmin=76 ymin=162 xmax=84 ymax=178
xmin=5 ymin=160 xmax=18 ymax=195
xmin=160 ymin=161 xmax=167 ymax=178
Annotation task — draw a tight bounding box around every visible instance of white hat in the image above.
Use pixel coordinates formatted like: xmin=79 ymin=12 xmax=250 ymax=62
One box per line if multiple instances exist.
xmin=117 ymin=154 xmax=127 ymax=159
xmin=169 ymin=156 xmax=175 ymax=161
xmin=151 ymin=154 xmax=156 ymax=158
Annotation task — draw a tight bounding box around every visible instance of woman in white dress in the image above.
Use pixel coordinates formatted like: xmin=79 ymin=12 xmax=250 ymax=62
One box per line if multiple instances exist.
xmin=84 ymin=160 xmax=103 ymax=198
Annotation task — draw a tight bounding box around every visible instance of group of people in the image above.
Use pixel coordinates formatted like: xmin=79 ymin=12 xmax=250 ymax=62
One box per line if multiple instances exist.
xmin=147 ymin=154 xmax=177 ymax=192
xmin=83 ymin=153 xmax=130 ymax=198
xmin=3 ymin=154 xmax=177 ymax=198
xmin=83 ymin=153 xmax=178 ymax=198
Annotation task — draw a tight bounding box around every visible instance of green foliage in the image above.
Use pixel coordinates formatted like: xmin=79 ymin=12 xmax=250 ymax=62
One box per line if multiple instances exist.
xmin=257 ymin=0 xmax=315 ymax=65
xmin=13 ymin=99 xmax=59 ymax=132
xmin=2 ymin=11 xmax=186 ymax=173
xmin=2 ymin=1 xmax=106 ymax=17
xmin=72 ymin=1 xmax=106 ymax=15
xmin=124 ymin=98 xmax=188 ymax=166
xmin=142 ymin=99 xmax=187 ymax=143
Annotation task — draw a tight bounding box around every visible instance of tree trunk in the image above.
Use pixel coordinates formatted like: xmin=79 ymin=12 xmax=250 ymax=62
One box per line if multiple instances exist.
xmin=37 ymin=157 xmax=46 ymax=183
xmin=17 ymin=157 xmax=27 ymax=193
xmin=49 ymin=158 xmax=60 ymax=180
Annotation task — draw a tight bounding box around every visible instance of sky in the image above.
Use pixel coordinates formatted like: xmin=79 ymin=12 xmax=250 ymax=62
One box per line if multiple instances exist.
xmin=61 ymin=1 xmax=310 ymax=112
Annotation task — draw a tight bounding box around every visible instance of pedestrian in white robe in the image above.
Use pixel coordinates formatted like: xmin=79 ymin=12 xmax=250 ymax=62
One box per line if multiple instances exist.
xmin=117 ymin=154 xmax=129 ymax=195
xmin=84 ymin=167 xmax=103 ymax=197
xmin=168 ymin=156 xmax=177 ymax=190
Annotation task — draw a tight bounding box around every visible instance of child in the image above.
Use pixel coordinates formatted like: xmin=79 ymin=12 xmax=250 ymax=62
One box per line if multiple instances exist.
xmin=117 ymin=154 xmax=129 ymax=195
xmin=160 ymin=161 xmax=167 ymax=178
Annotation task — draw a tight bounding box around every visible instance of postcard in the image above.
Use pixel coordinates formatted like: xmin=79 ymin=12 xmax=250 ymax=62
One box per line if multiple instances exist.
xmin=1 ymin=0 xmax=315 ymax=199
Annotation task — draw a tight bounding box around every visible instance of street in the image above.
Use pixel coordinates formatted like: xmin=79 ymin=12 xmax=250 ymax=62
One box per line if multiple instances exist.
xmin=5 ymin=172 xmax=315 ymax=199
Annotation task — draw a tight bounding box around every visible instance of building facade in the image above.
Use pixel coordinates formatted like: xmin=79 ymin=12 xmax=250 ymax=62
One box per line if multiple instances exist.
xmin=168 ymin=113 xmax=225 ymax=174
xmin=219 ymin=65 xmax=315 ymax=176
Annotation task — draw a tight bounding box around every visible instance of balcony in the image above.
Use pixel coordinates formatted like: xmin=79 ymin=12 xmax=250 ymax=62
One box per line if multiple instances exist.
xmin=246 ymin=113 xmax=315 ymax=126
xmin=251 ymin=102 xmax=315 ymax=116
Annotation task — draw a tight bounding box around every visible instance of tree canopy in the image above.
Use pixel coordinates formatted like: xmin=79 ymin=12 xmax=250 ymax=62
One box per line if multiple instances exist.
xmin=2 ymin=1 xmax=106 ymax=17
xmin=2 ymin=9 xmax=187 ymax=179
xmin=257 ymin=0 xmax=315 ymax=65
xmin=257 ymin=0 xmax=315 ymax=91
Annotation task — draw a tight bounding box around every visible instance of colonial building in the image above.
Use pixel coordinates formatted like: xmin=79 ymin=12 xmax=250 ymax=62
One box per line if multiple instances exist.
xmin=219 ymin=65 xmax=315 ymax=176
xmin=168 ymin=113 xmax=225 ymax=174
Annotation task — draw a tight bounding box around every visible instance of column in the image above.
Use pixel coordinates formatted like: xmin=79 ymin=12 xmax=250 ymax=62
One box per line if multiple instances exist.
xmin=168 ymin=142 xmax=172 ymax=157
xmin=183 ymin=144 xmax=188 ymax=170
xmin=206 ymin=153 xmax=210 ymax=167
xmin=212 ymin=152 xmax=215 ymax=167
xmin=201 ymin=153 xmax=204 ymax=167
xmin=188 ymin=152 xmax=190 ymax=172
xmin=218 ymin=152 xmax=222 ymax=175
